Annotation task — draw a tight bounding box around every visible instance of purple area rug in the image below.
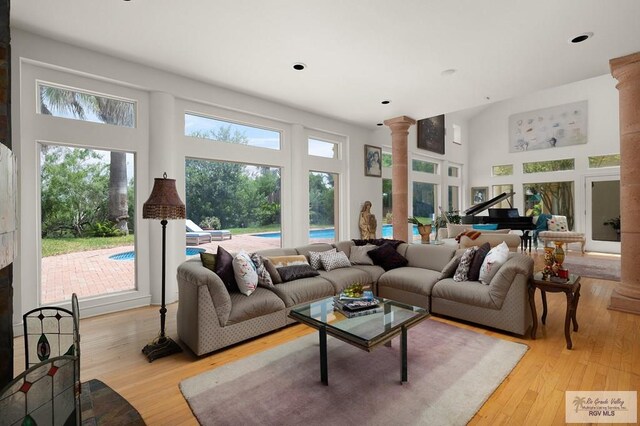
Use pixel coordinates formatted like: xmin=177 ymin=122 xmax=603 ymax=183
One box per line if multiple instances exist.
xmin=562 ymin=255 xmax=621 ymax=281
xmin=180 ymin=320 xmax=527 ymax=426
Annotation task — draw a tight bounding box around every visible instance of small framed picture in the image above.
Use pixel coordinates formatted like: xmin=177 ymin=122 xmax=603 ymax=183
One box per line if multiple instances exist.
xmin=364 ymin=145 xmax=382 ymax=177
xmin=471 ymin=187 xmax=488 ymax=205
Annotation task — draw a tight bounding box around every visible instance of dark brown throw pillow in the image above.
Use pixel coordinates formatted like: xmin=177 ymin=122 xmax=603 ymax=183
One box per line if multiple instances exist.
xmin=200 ymin=252 xmax=217 ymax=272
xmin=367 ymin=243 xmax=408 ymax=271
xmin=352 ymin=238 xmax=405 ymax=249
xmin=214 ymin=246 xmax=238 ymax=292
xmin=467 ymin=242 xmax=491 ymax=281
xmin=277 ymin=264 xmax=320 ymax=282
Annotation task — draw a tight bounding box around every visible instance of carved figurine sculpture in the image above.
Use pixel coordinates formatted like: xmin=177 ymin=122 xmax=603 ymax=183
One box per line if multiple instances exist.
xmin=359 ymin=201 xmax=377 ymax=239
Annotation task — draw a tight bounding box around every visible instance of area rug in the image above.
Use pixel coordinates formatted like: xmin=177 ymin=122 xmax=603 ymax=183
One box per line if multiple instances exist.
xmin=81 ymin=379 xmax=145 ymax=425
xmin=562 ymin=255 xmax=621 ymax=281
xmin=180 ymin=320 xmax=528 ymax=426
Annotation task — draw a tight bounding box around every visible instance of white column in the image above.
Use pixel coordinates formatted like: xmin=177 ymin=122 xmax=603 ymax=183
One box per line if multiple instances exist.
xmin=148 ymin=91 xmax=182 ymax=305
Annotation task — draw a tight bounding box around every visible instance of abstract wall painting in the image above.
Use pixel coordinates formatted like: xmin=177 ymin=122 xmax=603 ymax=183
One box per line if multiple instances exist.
xmin=417 ymin=115 xmax=445 ymax=154
xmin=508 ymin=100 xmax=588 ymax=152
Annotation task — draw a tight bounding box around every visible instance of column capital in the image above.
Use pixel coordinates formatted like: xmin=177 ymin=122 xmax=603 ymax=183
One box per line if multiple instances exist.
xmin=384 ymin=116 xmax=416 ymax=130
xmin=610 ymin=51 xmax=640 ymax=84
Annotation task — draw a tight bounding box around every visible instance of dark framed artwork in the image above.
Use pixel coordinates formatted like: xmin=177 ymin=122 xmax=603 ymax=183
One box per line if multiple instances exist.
xmin=471 ymin=187 xmax=488 ymax=206
xmin=417 ymin=115 xmax=445 ymax=154
xmin=364 ymin=145 xmax=382 ymax=177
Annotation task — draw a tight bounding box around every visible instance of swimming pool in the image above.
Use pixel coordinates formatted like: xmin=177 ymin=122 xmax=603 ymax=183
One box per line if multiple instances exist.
xmin=109 ymin=247 xmax=205 ymax=261
xmin=253 ymin=224 xmax=419 ymax=239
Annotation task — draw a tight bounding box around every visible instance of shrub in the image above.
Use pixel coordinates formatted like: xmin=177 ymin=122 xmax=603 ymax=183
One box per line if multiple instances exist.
xmin=200 ymin=216 xmax=221 ymax=230
xmin=92 ymin=221 xmax=123 ymax=237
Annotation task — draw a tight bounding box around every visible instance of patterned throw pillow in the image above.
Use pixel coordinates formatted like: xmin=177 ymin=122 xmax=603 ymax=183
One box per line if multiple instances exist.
xmin=479 ymin=241 xmax=510 ymax=285
xmin=250 ymin=253 xmax=274 ymax=288
xmin=320 ymin=251 xmax=351 ymax=271
xmin=547 ymin=215 xmax=568 ymax=232
xmin=453 ymin=247 xmax=478 ymax=282
xmin=348 ymin=244 xmax=376 ymax=265
xmin=232 ymin=251 xmax=258 ymax=296
xmin=309 ymin=248 xmax=336 ymax=270
xmin=267 ymin=255 xmax=309 ymax=268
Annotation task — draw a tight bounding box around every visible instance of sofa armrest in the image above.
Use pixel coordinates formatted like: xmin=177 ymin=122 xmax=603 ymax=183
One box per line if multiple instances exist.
xmin=437 ymin=228 xmax=449 ymax=241
xmin=177 ymin=259 xmax=232 ymax=326
xmin=460 ymin=233 xmax=521 ymax=252
xmin=487 ymin=253 xmax=533 ymax=308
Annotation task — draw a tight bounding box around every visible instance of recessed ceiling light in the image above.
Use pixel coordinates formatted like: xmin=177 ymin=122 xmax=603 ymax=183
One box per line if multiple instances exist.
xmin=381 ymin=100 xmax=391 ymax=105
xmin=292 ymin=63 xmax=306 ymax=71
xmin=485 ymin=96 xmax=491 ymax=100
xmin=441 ymin=68 xmax=457 ymax=76
xmin=376 ymin=123 xmax=383 ymax=126
xmin=569 ymin=32 xmax=593 ymax=44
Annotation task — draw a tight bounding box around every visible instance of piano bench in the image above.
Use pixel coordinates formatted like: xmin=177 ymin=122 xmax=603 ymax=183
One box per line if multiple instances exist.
xmin=538 ymin=231 xmax=586 ymax=253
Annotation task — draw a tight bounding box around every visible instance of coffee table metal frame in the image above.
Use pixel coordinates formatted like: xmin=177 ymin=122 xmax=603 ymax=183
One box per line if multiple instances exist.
xmin=289 ymin=297 xmax=429 ymax=385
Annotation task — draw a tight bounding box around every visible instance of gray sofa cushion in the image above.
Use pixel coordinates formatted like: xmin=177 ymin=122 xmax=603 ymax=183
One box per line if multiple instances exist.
xmin=295 ymin=243 xmax=334 ymax=260
xmin=351 ymin=264 xmax=386 ymax=283
xmin=377 ymin=267 xmax=441 ymax=297
xmin=333 ymin=240 xmax=354 ymax=258
xmin=318 ymin=267 xmax=373 ymax=293
xmin=227 ymin=288 xmax=286 ymax=325
xmin=403 ymin=244 xmax=456 ymax=271
xmin=268 ymin=276 xmax=335 ymax=307
xmin=431 ymin=278 xmax=498 ymax=310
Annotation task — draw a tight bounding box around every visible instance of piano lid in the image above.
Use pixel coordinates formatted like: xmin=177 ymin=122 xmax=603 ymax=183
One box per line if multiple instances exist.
xmin=464 ymin=192 xmax=515 ymax=216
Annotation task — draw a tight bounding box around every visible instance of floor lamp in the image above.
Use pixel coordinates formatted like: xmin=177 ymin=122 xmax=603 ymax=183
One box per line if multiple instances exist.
xmin=142 ymin=173 xmax=185 ymax=362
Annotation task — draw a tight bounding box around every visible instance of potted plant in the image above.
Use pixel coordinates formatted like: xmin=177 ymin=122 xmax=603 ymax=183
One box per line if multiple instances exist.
xmin=603 ymin=216 xmax=621 ymax=241
xmin=408 ymin=217 xmax=432 ymax=243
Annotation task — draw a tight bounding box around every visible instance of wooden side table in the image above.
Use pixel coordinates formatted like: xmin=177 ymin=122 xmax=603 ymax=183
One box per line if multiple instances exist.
xmin=528 ymin=272 xmax=581 ymax=349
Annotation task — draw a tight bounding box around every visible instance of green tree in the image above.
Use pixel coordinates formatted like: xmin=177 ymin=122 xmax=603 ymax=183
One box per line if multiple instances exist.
xmin=309 ymin=172 xmax=335 ymax=225
xmin=40 ymin=85 xmax=134 ymax=234
xmin=41 ymin=146 xmax=109 ymax=237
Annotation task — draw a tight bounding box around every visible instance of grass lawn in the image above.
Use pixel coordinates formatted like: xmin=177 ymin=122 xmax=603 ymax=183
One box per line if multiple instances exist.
xmin=42 ymin=235 xmax=135 ymax=257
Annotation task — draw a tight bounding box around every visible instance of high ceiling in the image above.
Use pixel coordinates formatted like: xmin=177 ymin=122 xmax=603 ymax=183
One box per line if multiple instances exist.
xmin=11 ymin=0 xmax=640 ymax=128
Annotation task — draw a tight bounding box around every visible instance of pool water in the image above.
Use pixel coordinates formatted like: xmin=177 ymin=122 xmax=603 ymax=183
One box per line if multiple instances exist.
xmin=109 ymin=247 xmax=205 ymax=261
xmin=253 ymin=224 xmax=419 ymax=239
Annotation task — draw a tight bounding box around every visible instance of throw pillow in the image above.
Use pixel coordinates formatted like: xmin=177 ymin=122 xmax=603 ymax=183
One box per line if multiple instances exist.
xmin=479 ymin=241 xmax=510 ymax=285
xmin=309 ymin=248 xmax=336 ymax=270
xmin=352 ymin=238 xmax=405 ymax=249
xmin=277 ymin=264 xmax=320 ymax=282
xmin=368 ymin=243 xmax=408 ymax=271
xmin=547 ymin=215 xmax=569 ymax=232
xmin=250 ymin=253 xmax=274 ymax=288
xmin=349 ymin=244 xmax=376 ymax=265
xmin=468 ymin=242 xmax=491 ymax=281
xmin=453 ymin=247 xmax=478 ymax=282
xmin=320 ymin=251 xmax=351 ymax=271
xmin=263 ymin=257 xmax=282 ymax=284
xmin=214 ymin=246 xmax=239 ymax=292
xmin=455 ymin=230 xmax=482 ymax=242
xmin=439 ymin=255 xmax=462 ymax=280
xmin=200 ymin=252 xmax=217 ymax=272
xmin=232 ymin=251 xmax=258 ymax=296
xmin=267 ymin=255 xmax=309 ymax=268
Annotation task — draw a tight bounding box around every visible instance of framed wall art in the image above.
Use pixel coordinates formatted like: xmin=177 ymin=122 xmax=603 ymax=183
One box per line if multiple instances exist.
xmin=471 ymin=187 xmax=488 ymax=206
xmin=364 ymin=144 xmax=382 ymax=177
xmin=417 ymin=114 xmax=445 ymax=154
xmin=508 ymin=100 xmax=588 ymax=152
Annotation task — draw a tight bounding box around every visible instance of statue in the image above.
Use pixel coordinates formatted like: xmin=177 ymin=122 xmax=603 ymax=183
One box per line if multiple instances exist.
xmin=359 ymin=201 xmax=377 ymax=239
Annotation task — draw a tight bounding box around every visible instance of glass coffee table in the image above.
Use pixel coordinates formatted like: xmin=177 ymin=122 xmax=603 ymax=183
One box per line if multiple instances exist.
xmin=289 ymin=297 xmax=429 ymax=385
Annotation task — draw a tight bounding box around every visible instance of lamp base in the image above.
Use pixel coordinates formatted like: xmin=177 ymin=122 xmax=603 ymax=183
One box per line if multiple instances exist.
xmin=142 ymin=336 xmax=182 ymax=362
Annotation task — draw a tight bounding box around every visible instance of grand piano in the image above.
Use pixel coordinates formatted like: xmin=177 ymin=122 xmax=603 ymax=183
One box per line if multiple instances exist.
xmin=461 ymin=191 xmax=535 ymax=232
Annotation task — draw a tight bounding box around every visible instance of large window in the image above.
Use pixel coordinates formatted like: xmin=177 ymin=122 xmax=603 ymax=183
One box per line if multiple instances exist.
xmin=524 ymin=181 xmax=575 ymax=229
xmin=492 ymin=184 xmax=514 ymax=208
xmin=447 ymin=186 xmax=459 ymax=211
xmin=185 ymin=158 xmax=282 ymax=246
xmin=413 ymin=182 xmax=437 ymax=220
xmin=382 ymin=178 xmax=392 ymax=223
xmin=309 ymin=172 xmax=337 ymax=243
xmin=40 ymin=145 xmax=136 ymax=304
xmin=412 ymin=159 xmax=438 ymax=174
xmin=185 ymin=113 xmax=281 ymax=150
xmin=38 ymin=82 xmax=136 ymax=128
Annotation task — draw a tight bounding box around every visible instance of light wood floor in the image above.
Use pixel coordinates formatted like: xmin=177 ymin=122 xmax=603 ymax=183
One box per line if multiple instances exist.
xmin=12 ymin=251 xmax=639 ymax=425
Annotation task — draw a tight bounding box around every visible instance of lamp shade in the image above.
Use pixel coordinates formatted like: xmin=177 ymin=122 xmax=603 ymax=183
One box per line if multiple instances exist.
xmin=142 ymin=174 xmax=186 ymax=220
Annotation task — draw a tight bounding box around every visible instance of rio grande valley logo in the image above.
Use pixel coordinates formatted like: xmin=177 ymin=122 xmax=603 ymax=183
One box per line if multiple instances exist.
xmin=567 ymin=391 xmax=637 ymax=423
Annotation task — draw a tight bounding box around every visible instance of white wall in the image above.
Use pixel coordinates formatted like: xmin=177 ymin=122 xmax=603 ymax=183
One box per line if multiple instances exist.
xmin=11 ymin=29 xmax=378 ymax=328
xmin=467 ymin=74 xmax=620 ymax=248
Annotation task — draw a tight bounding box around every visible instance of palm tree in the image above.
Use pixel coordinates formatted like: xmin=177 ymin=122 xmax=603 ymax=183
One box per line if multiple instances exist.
xmin=573 ymin=396 xmax=586 ymax=413
xmin=40 ymin=85 xmax=134 ymax=234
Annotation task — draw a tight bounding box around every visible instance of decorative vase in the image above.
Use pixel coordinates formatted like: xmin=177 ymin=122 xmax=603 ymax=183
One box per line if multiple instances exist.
xmin=417 ymin=224 xmax=432 ymax=244
xmin=554 ymin=241 xmax=565 ymax=267
xmin=542 ymin=247 xmax=555 ymax=279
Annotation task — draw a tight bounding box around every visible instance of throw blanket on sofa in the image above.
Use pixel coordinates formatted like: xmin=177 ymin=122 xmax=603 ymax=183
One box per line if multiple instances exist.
xmin=455 ymin=230 xmax=482 ymax=242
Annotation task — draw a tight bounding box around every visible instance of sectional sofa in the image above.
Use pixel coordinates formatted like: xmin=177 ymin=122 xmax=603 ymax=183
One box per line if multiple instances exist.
xmin=176 ymin=240 xmax=533 ymax=356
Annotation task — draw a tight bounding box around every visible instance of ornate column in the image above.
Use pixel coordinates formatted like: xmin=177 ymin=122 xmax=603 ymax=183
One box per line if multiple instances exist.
xmin=610 ymin=51 xmax=640 ymax=315
xmin=383 ymin=116 xmax=416 ymax=242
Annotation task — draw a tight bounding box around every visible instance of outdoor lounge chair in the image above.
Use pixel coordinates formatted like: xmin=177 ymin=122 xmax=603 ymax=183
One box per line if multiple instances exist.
xmin=186 ymin=232 xmax=212 ymax=245
xmin=186 ymin=219 xmax=232 ymax=242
